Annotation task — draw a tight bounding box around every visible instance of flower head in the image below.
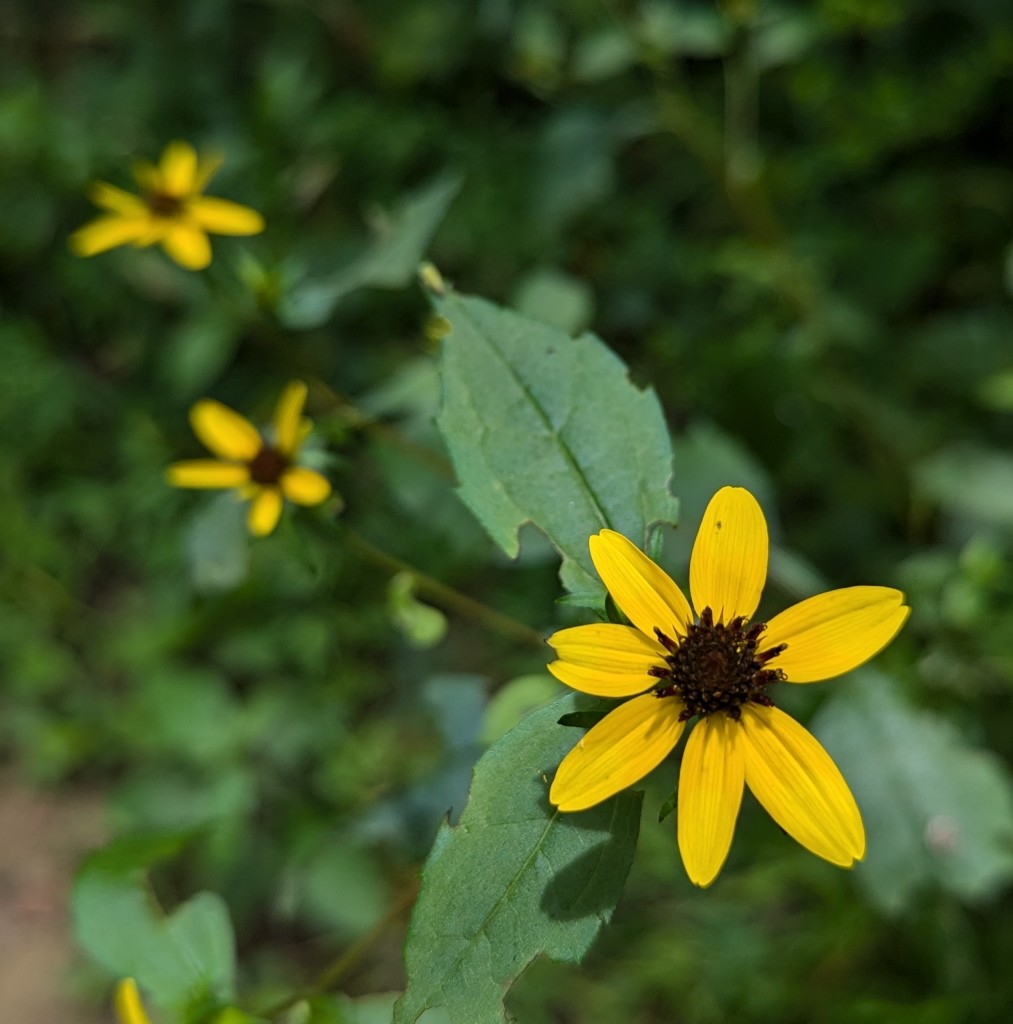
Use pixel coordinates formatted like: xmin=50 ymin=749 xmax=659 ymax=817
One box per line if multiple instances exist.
xmin=114 ymin=979 xmax=152 ymax=1024
xmin=167 ymin=380 xmax=332 ymax=536
xmin=70 ymin=140 xmax=264 ymax=270
xmin=548 ymin=486 xmax=909 ymax=887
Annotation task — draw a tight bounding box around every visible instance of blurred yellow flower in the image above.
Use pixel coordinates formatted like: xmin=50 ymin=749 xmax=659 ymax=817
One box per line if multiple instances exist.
xmin=167 ymin=380 xmax=332 ymax=536
xmin=114 ymin=979 xmax=151 ymax=1024
xmin=548 ymin=486 xmax=910 ymax=887
xmin=70 ymin=140 xmax=264 ymax=270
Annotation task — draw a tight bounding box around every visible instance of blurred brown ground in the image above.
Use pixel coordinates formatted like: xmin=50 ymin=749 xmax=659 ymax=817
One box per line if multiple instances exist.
xmin=0 ymin=774 xmax=107 ymax=1023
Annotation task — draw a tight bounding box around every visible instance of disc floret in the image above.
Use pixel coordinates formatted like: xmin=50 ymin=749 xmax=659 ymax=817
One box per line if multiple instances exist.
xmin=649 ymin=607 xmax=787 ymax=721
xmin=248 ymin=444 xmax=290 ymax=485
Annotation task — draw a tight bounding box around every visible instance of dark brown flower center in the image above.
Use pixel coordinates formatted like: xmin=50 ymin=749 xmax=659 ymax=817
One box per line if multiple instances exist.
xmin=248 ymin=445 xmax=289 ymax=485
xmin=649 ymin=607 xmax=787 ymax=721
xmin=146 ymin=191 xmax=183 ymax=217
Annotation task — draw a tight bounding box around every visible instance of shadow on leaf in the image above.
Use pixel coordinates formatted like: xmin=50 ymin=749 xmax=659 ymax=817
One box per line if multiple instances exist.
xmin=539 ymin=793 xmax=642 ymax=921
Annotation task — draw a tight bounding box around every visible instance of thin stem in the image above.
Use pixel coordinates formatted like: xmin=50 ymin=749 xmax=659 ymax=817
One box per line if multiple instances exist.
xmin=343 ymin=526 xmax=545 ymax=649
xmin=261 ymin=881 xmax=419 ymax=1020
xmin=320 ymin=388 xmax=455 ymax=481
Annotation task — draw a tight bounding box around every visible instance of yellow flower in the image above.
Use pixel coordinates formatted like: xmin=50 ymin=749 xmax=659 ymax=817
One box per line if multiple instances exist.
xmin=167 ymin=380 xmax=332 ymax=536
xmin=114 ymin=979 xmax=152 ymax=1024
xmin=548 ymin=486 xmax=910 ymax=887
xmin=70 ymin=140 xmax=264 ymax=270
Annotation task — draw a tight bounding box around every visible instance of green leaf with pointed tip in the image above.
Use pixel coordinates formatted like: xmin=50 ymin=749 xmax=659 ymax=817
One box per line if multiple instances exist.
xmin=813 ymin=671 xmax=1013 ymax=914
xmin=280 ymin=172 xmax=462 ymax=328
xmin=434 ymin=291 xmax=678 ymax=597
xmin=73 ymin=831 xmax=236 ymax=1013
xmin=393 ymin=696 xmax=642 ymax=1024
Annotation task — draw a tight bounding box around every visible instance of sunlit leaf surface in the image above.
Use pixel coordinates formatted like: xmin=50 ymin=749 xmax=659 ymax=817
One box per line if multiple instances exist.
xmin=435 ymin=290 xmax=678 ymax=596
xmin=394 ymin=696 xmax=641 ymax=1024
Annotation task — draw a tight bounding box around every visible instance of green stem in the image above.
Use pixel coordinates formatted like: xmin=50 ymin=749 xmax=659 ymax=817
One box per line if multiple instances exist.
xmin=261 ymin=882 xmax=419 ymax=1020
xmin=343 ymin=527 xmax=546 ymax=650
xmin=331 ymin=395 xmax=455 ymax=480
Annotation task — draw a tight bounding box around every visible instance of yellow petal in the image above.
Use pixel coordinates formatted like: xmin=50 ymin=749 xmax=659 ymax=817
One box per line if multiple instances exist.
xmin=69 ymin=215 xmax=150 ymax=256
xmin=690 ymin=486 xmax=768 ymax=623
xmin=588 ymin=530 xmax=693 ymax=642
xmin=114 ymin=979 xmax=152 ymax=1024
xmin=189 ymin=400 xmax=262 ymax=461
xmin=131 ymin=219 xmax=167 ymax=247
xmin=677 ymin=715 xmax=745 ymax=887
xmin=281 ymin=466 xmax=331 ymax=505
xmin=550 ymin=693 xmax=686 ymax=811
xmin=547 ymin=623 xmax=666 ymax=697
xmin=165 ymin=459 xmax=250 ymax=489
xmin=760 ymin=587 xmax=910 ymax=683
xmin=158 ymin=140 xmax=199 ymax=196
xmin=88 ymin=181 xmax=146 ymax=215
xmin=740 ymin=704 xmax=865 ymax=867
xmin=272 ymin=380 xmax=309 ymax=455
xmin=248 ymin=487 xmax=283 ymax=535
xmin=189 ymin=196 xmax=265 ymax=235
xmin=161 ymin=222 xmax=212 ymax=270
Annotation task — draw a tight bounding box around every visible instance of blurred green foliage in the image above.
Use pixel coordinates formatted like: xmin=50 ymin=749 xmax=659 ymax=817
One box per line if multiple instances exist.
xmin=4 ymin=0 xmax=1013 ymax=1021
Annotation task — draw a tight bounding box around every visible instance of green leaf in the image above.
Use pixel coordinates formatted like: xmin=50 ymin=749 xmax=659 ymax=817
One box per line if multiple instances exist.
xmin=512 ymin=267 xmax=594 ymax=336
xmin=159 ymin=309 xmax=241 ymax=398
xmin=479 ymin=674 xmax=562 ymax=745
xmin=166 ymin=892 xmax=237 ymax=1003
xmin=393 ymin=696 xmax=642 ymax=1024
xmin=297 ymin=840 xmax=390 ymax=937
xmin=280 ymin=171 xmax=462 ymax=328
xmin=914 ymin=443 xmax=1013 ymax=528
xmin=73 ymin=831 xmax=237 ymax=1012
xmin=434 ymin=290 xmax=678 ymax=596
xmin=556 ymin=710 xmax=610 ymax=730
xmin=185 ymin=493 xmax=249 ymax=594
xmin=305 ymin=992 xmax=403 ymax=1024
xmin=813 ymin=671 xmax=1013 ymax=914
xmin=388 ymin=571 xmax=449 ymax=649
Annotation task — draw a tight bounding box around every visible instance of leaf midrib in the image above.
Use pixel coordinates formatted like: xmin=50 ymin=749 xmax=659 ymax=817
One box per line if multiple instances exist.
xmin=405 ymin=796 xmax=625 ymax=1023
xmin=447 ymin=296 xmax=614 ymax=533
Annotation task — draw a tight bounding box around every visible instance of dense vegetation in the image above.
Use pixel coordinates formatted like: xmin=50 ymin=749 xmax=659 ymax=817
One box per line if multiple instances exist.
xmin=3 ymin=1 xmax=1013 ymax=1021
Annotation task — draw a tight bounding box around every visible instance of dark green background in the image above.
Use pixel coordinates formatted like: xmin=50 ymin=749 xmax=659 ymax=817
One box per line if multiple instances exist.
xmin=3 ymin=1 xmax=1013 ymax=1021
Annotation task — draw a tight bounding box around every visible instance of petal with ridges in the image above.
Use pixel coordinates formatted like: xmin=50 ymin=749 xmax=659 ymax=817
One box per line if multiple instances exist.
xmin=547 ymin=623 xmax=666 ymax=697
xmin=550 ymin=693 xmax=686 ymax=811
xmin=740 ymin=704 xmax=865 ymax=866
xmin=690 ymin=486 xmax=768 ymax=624
xmin=189 ymin=400 xmax=262 ymax=461
xmin=165 ymin=460 xmax=249 ymax=489
xmin=272 ymin=380 xmax=309 ymax=455
xmin=114 ymin=979 xmax=151 ymax=1024
xmin=161 ymin=223 xmax=212 ymax=270
xmin=760 ymin=587 xmax=910 ymax=683
xmin=281 ymin=467 xmax=331 ymax=505
xmin=158 ymin=140 xmax=199 ymax=196
xmin=69 ymin=215 xmax=151 ymax=256
xmin=189 ymin=196 xmax=264 ymax=235
xmin=588 ymin=530 xmax=693 ymax=642
xmin=88 ymin=181 xmax=146 ymax=215
xmin=677 ymin=715 xmax=745 ymax=887
xmin=248 ymin=487 xmax=284 ymax=536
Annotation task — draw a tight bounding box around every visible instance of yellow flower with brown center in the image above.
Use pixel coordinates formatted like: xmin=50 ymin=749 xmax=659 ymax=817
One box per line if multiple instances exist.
xmin=70 ymin=140 xmax=264 ymax=270
xmin=548 ymin=486 xmax=910 ymax=887
xmin=114 ymin=979 xmax=151 ymax=1024
xmin=166 ymin=380 xmax=332 ymax=536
